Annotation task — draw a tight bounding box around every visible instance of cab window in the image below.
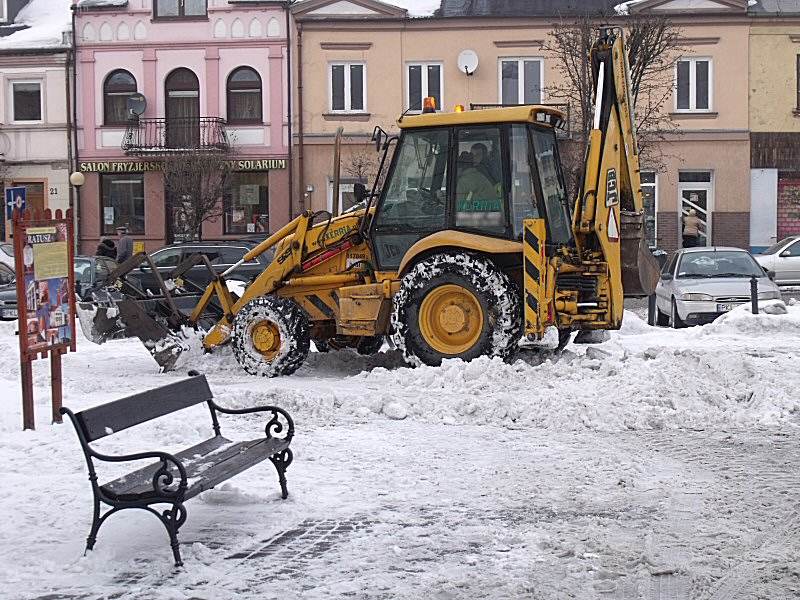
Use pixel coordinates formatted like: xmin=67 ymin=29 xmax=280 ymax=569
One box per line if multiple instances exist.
xmin=530 ymin=127 xmax=571 ymax=245
xmin=372 ymin=128 xmax=449 ymax=269
xmin=509 ymin=124 xmax=539 ymax=238
xmin=454 ymin=126 xmax=506 ymax=235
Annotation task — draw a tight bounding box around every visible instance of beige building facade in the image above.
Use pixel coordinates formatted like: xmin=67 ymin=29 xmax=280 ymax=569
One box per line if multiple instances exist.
xmin=748 ymin=8 xmax=800 ymax=250
xmin=292 ymin=0 xmax=757 ymax=253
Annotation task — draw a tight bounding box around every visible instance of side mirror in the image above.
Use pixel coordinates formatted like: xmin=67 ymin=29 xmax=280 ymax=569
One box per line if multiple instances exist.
xmin=353 ymin=182 xmax=368 ymax=204
xmin=767 ymin=270 xmax=776 ymax=281
xmin=660 ymin=273 xmax=673 ymax=281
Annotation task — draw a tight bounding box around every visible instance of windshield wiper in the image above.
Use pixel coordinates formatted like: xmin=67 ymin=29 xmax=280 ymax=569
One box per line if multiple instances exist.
xmin=710 ymin=272 xmax=752 ymax=278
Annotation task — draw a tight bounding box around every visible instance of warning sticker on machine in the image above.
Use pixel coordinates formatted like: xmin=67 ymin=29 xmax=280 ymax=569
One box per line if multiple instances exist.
xmin=605 ymin=168 xmax=618 ymax=207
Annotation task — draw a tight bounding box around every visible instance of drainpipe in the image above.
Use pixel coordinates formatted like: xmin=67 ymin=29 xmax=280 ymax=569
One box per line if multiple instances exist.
xmin=285 ymin=1 xmax=293 ymax=223
xmin=296 ymin=20 xmax=305 ymax=214
xmin=70 ymin=2 xmax=80 ymax=253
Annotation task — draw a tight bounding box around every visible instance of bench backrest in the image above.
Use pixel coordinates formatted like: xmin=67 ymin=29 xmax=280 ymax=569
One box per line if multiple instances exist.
xmin=75 ymin=375 xmax=213 ymax=442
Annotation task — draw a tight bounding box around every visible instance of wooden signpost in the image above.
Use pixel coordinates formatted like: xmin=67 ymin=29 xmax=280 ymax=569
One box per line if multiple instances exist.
xmin=13 ymin=208 xmax=77 ymax=430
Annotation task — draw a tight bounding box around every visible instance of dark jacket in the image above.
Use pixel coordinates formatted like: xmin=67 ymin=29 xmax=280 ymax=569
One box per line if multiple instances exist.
xmin=116 ymin=235 xmax=133 ymax=263
xmin=96 ymin=239 xmax=117 ymax=260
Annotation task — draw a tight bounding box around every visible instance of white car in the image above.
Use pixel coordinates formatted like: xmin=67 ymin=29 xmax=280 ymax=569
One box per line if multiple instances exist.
xmin=754 ymin=236 xmax=800 ymax=285
xmin=655 ymin=247 xmax=782 ymax=328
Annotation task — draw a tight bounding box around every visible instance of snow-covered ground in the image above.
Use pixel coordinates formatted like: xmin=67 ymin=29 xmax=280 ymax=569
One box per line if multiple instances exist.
xmin=1 ymin=303 xmax=800 ymax=599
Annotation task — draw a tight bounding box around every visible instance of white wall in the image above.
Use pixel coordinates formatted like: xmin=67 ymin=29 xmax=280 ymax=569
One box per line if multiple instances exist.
xmin=750 ymin=168 xmax=778 ymax=251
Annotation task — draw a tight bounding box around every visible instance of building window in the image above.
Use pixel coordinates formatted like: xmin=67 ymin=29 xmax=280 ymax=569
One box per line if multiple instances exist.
xmin=11 ymin=81 xmax=42 ymax=122
xmin=675 ymin=58 xmax=712 ymax=112
xmin=329 ymin=63 xmax=365 ymax=113
xmin=499 ymin=58 xmax=543 ymax=105
xmin=641 ymin=171 xmax=657 ymax=248
xmin=327 ymin=181 xmax=361 ymax=215
xmin=227 ymin=67 xmax=263 ymax=124
xmin=103 ymin=70 xmax=137 ymax=126
xmin=406 ymin=63 xmax=442 ymax=112
xmin=101 ymin=174 xmax=145 ymax=235
xmin=154 ymin=0 xmax=207 ymax=18
xmin=224 ymin=172 xmax=269 ymax=234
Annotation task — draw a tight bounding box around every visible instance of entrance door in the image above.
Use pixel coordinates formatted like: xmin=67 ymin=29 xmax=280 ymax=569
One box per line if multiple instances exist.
xmin=165 ymin=68 xmax=200 ymax=149
xmin=678 ymin=171 xmax=712 ymax=247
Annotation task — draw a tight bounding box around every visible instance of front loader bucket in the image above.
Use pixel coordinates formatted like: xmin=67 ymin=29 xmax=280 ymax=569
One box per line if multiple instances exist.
xmin=76 ymin=301 xmax=123 ymax=344
xmin=116 ymin=298 xmax=186 ymax=372
xmin=620 ymin=210 xmax=660 ymax=297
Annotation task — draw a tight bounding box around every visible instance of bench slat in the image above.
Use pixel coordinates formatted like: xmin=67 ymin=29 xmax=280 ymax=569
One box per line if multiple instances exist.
xmin=77 ymin=376 xmax=213 ymax=442
xmin=101 ymin=436 xmax=289 ymax=501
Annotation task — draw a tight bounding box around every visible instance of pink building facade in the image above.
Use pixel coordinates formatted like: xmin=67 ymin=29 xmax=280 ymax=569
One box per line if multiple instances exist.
xmin=74 ymin=0 xmax=290 ymax=254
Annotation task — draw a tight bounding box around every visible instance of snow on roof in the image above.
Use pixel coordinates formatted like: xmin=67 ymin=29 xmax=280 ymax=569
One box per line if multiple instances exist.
xmin=387 ymin=0 xmax=440 ymax=17
xmin=614 ymin=0 xmax=648 ymax=14
xmin=0 ymin=0 xmax=73 ymax=51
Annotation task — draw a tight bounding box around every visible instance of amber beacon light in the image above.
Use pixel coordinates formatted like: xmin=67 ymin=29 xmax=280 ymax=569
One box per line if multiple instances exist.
xmin=422 ymin=96 xmax=437 ymax=113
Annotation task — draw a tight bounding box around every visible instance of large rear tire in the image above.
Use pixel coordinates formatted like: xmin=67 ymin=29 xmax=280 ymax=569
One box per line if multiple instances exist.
xmin=232 ymin=296 xmax=310 ymax=377
xmin=391 ymin=252 xmax=521 ymax=367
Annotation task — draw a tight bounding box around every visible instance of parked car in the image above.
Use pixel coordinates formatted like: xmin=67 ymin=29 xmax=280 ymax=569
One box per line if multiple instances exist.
xmin=655 ymin=247 xmax=781 ymax=328
xmin=0 ymin=256 xmax=119 ymax=321
xmin=0 ymin=263 xmax=16 ymax=320
xmin=754 ymin=235 xmax=800 ymax=286
xmin=74 ymin=255 xmax=120 ymax=299
xmin=134 ymin=240 xmax=272 ymax=294
xmin=0 ymin=243 xmax=14 ymax=269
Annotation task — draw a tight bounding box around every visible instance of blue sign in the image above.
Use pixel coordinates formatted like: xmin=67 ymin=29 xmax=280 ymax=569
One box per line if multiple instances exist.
xmin=5 ymin=186 xmax=26 ymax=220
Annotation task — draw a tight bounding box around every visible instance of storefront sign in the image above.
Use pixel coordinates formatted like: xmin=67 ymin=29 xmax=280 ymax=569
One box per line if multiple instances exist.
xmin=79 ymin=158 xmax=287 ymax=173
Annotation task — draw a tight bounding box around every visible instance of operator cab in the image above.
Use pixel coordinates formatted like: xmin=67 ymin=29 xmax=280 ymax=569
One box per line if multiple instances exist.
xmin=369 ymin=105 xmax=573 ymax=271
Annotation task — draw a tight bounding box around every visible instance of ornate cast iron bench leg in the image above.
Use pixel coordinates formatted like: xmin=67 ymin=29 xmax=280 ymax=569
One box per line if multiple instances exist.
xmin=269 ymin=448 xmax=293 ymax=500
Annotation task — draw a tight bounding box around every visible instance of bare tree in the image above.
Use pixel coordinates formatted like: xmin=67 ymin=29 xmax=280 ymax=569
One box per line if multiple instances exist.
xmin=543 ymin=13 xmax=685 ymax=192
xmin=162 ymin=151 xmax=234 ymax=242
xmin=344 ymin=140 xmax=381 ymax=186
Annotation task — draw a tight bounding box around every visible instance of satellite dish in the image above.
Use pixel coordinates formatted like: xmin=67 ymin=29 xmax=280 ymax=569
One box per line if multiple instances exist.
xmin=457 ymin=50 xmax=479 ymax=76
xmin=127 ymin=93 xmax=147 ymax=117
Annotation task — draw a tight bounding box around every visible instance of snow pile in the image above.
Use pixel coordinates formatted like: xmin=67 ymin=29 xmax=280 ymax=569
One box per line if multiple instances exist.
xmin=0 ymin=0 xmax=73 ymax=50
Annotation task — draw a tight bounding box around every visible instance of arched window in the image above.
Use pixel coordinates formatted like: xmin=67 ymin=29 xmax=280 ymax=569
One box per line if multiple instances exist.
xmin=165 ymin=68 xmax=200 ymax=149
xmin=227 ymin=67 xmax=262 ymax=124
xmin=103 ymin=69 xmax=137 ymax=126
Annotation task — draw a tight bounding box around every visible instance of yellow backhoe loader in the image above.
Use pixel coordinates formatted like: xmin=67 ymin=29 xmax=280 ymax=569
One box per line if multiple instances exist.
xmin=79 ymin=29 xmax=660 ymax=376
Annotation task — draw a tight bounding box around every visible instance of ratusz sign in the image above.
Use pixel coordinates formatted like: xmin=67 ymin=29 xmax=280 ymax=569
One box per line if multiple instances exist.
xmin=13 ymin=207 xmax=77 ymax=430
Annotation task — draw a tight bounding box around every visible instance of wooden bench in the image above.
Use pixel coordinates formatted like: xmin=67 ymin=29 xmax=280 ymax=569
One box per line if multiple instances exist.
xmin=60 ymin=374 xmax=294 ymax=566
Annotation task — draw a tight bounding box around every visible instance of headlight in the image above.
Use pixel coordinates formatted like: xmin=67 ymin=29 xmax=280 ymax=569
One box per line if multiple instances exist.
xmin=758 ymin=291 xmax=781 ymax=300
xmin=680 ymin=293 xmax=713 ymax=301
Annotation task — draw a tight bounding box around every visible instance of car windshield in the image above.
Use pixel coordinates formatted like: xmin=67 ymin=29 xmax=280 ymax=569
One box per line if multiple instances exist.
xmin=74 ymin=259 xmax=93 ymax=284
xmin=677 ymin=251 xmax=764 ymax=279
xmin=0 ymin=264 xmax=14 ymax=285
xmin=761 ymin=237 xmax=797 ymax=255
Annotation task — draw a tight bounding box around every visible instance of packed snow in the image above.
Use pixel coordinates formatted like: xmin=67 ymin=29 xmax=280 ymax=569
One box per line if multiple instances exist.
xmin=1 ymin=302 xmax=799 ymax=598
xmin=0 ymin=0 xmax=72 ymax=50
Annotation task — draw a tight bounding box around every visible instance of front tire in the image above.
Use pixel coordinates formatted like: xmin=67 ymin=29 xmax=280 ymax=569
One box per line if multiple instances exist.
xmin=391 ymin=252 xmax=522 ymax=367
xmin=232 ymin=296 xmax=310 ymax=377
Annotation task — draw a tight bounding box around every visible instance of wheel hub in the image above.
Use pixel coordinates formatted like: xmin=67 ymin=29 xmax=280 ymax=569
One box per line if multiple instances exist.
xmin=252 ymin=320 xmax=281 ymax=359
xmin=418 ymin=284 xmax=484 ymax=355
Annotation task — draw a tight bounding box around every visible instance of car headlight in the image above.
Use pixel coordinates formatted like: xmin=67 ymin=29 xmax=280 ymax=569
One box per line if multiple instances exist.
xmin=758 ymin=291 xmax=781 ymax=300
xmin=680 ymin=293 xmax=713 ymax=301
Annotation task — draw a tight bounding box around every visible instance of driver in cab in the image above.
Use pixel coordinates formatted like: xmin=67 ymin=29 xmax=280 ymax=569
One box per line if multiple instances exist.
xmin=456 ymin=143 xmax=503 ymax=227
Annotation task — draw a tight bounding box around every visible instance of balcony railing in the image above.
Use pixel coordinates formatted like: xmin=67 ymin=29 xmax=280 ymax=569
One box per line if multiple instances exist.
xmin=122 ymin=117 xmax=230 ymax=155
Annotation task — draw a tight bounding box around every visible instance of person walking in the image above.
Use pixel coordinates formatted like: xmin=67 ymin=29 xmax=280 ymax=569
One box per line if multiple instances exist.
xmin=115 ymin=225 xmax=133 ymax=263
xmin=682 ymin=208 xmax=703 ymax=248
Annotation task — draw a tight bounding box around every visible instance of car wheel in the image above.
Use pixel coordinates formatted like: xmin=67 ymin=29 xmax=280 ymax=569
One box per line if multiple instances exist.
xmin=669 ymin=298 xmax=685 ymax=329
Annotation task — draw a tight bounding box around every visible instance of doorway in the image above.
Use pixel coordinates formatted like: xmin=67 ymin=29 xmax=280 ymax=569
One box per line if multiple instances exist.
xmin=678 ymin=171 xmax=712 ymax=247
xmin=165 ymin=68 xmax=200 ymax=149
